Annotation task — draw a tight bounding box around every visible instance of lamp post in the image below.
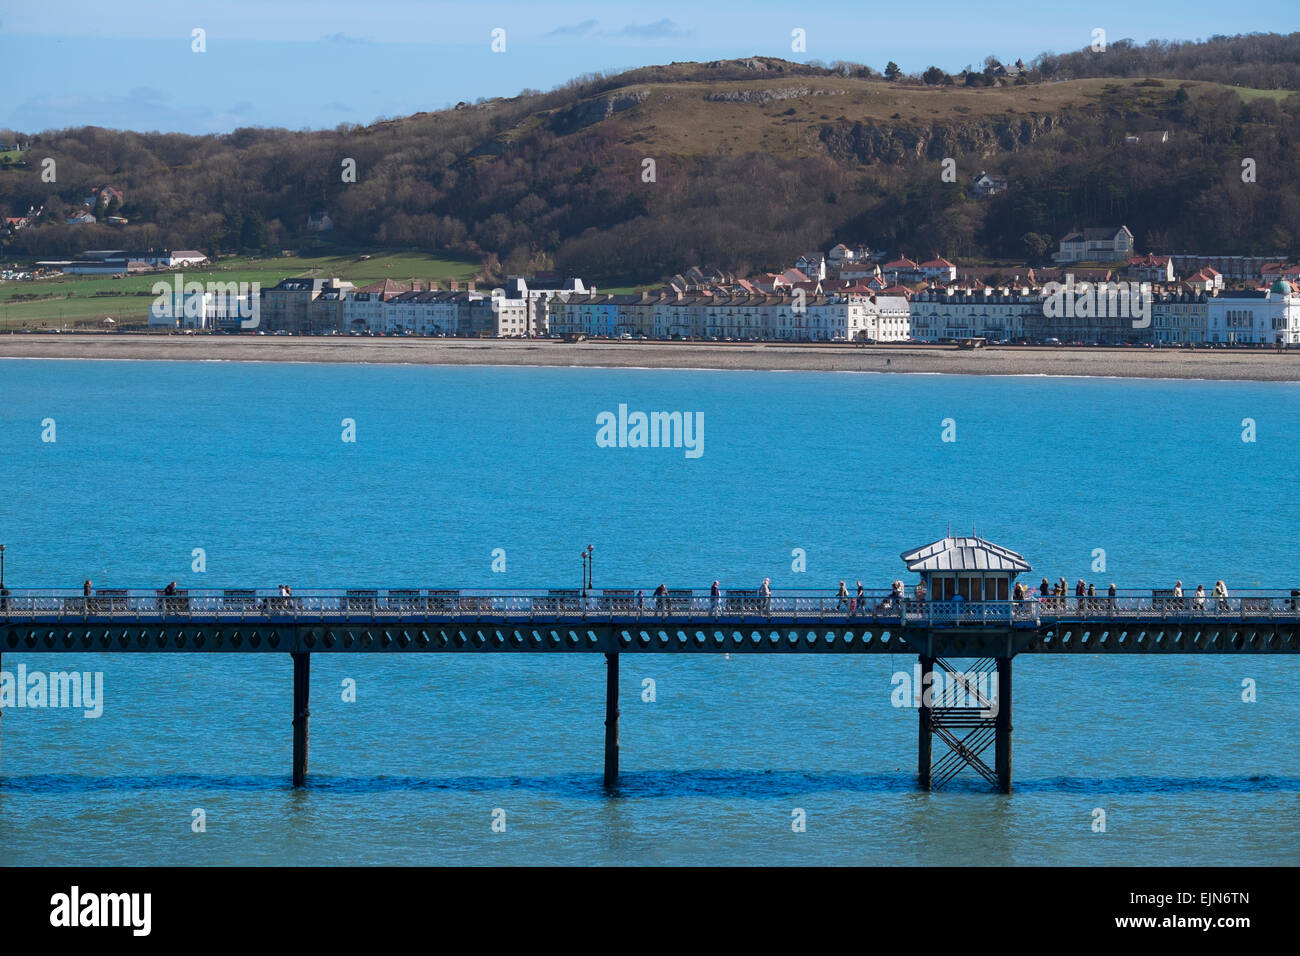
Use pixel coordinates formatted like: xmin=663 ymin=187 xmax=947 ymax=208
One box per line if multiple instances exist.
xmin=581 ymin=544 xmax=594 ymax=593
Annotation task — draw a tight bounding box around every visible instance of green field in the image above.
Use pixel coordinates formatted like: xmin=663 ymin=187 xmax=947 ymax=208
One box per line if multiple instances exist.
xmin=0 ymin=250 xmax=481 ymax=328
xmin=1225 ymin=85 xmax=1294 ymax=103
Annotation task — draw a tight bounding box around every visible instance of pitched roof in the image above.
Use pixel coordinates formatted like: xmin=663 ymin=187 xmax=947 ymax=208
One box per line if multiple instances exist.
xmin=900 ymin=536 xmax=1032 ymax=573
xmin=355 ymin=278 xmax=412 ymax=299
xmin=879 ymin=284 xmax=916 ymax=298
xmin=1082 ymin=226 xmax=1131 ymax=241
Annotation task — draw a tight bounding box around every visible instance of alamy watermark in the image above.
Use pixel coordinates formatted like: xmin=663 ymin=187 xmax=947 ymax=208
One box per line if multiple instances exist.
xmin=1 ymin=665 xmax=104 ymax=717
xmin=50 ymin=886 xmax=150 ymax=936
xmin=596 ymin=404 xmax=703 ymax=459
xmin=150 ymin=274 xmax=261 ymax=329
xmin=1042 ymin=275 xmax=1152 ymax=329
xmin=890 ymin=664 xmax=1000 ymax=718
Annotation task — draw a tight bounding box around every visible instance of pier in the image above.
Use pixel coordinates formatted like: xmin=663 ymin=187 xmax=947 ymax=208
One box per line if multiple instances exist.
xmin=2 ymin=537 xmax=1298 ymax=792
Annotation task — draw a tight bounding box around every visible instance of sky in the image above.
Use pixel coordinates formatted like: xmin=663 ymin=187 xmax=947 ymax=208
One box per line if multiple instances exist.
xmin=0 ymin=1 xmax=1294 ymax=135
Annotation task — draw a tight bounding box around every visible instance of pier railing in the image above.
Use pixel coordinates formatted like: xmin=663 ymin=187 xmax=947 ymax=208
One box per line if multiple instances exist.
xmin=2 ymin=588 xmax=1297 ymax=626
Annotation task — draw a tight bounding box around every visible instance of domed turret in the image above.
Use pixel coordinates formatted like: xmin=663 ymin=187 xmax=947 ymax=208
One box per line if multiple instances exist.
xmin=1271 ymin=278 xmax=1292 ymax=296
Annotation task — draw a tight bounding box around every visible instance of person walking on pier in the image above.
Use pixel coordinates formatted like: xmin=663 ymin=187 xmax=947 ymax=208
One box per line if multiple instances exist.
xmin=856 ymin=580 xmax=865 ymax=614
xmin=654 ymin=583 xmax=669 ymax=615
xmin=914 ymin=579 xmax=926 ymax=601
xmin=1039 ymin=577 xmax=1049 ymax=598
xmin=1108 ymin=583 xmax=1117 ymax=609
xmin=1194 ymin=584 xmax=1206 ymax=610
xmin=83 ymin=579 xmax=92 ymax=598
xmin=711 ymin=580 xmax=721 ymax=616
xmin=1213 ymin=580 xmax=1229 ymax=611
xmin=836 ymin=580 xmax=850 ymax=613
xmin=1173 ymin=580 xmax=1183 ymax=599
xmin=759 ymin=577 xmax=772 ymax=614
xmin=162 ymin=580 xmax=178 ymax=613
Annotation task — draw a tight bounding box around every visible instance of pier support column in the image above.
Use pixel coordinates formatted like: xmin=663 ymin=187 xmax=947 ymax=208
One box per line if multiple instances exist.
xmin=292 ymin=652 xmax=310 ymax=788
xmin=995 ymin=656 xmax=1013 ymax=794
xmin=604 ymin=652 xmax=619 ymax=788
xmin=917 ymin=655 xmax=934 ymax=791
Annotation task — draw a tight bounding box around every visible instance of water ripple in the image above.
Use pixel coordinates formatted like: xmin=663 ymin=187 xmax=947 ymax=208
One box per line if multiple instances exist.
xmin=2 ymin=770 xmax=1296 ymax=798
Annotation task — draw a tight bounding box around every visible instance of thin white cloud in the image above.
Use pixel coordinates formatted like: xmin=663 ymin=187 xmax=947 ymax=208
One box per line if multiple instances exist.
xmin=322 ymin=32 xmax=375 ymax=44
xmin=613 ymin=19 xmax=691 ymax=39
xmin=546 ymin=19 xmax=599 ymax=38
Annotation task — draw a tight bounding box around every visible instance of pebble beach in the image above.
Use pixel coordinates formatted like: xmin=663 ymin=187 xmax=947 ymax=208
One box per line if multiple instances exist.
xmin=3 ymin=333 xmax=1300 ymax=381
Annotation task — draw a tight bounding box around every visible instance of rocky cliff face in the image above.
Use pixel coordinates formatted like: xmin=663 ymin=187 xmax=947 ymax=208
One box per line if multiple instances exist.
xmin=818 ymin=113 xmax=1066 ymax=164
xmin=704 ymin=87 xmax=846 ymax=104
xmin=549 ymin=90 xmax=651 ymax=134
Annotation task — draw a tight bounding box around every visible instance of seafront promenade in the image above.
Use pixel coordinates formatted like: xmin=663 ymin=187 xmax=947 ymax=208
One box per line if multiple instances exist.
xmin=4 ymin=333 xmax=1300 ymax=380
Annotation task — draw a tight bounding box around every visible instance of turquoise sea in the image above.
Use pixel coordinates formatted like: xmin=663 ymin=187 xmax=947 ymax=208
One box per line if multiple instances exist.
xmin=1 ymin=358 xmax=1298 ymax=865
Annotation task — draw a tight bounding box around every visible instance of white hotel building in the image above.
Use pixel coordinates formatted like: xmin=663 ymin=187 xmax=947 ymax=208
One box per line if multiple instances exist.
xmin=1207 ymin=282 xmax=1300 ymax=344
xmin=908 ymin=287 xmax=1043 ymax=341
xmin=340 ymin=287 xmax=531 ymax=336
xmin=148 ymin=290 xmax=252 ymax=330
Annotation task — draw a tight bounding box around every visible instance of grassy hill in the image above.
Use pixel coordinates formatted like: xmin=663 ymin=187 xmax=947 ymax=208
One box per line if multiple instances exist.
xmin=2 ymin=36 xmax=1299 ymax=284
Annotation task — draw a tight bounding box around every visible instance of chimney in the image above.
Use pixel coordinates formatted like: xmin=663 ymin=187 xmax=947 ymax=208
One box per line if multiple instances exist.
xmin=428 ymin=280 xmax=439 ymax=291
xmin=449 ymin=280 xmax=459 ymax=292
xmin=467 ymin=280 xmax=476 ymax=292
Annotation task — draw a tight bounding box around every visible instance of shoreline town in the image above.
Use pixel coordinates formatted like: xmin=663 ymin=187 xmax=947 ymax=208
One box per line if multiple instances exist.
xmin=7 ymin=229 xmax=1300 ymax=356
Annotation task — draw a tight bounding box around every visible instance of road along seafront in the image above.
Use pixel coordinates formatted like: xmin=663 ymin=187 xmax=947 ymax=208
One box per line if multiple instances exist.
xmin=4 ymin=333 xmax=1300 ymax=381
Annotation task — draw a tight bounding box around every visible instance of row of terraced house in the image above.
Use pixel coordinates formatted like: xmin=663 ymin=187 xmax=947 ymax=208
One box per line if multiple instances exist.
xmin=159 ymin=267 xmax=1300 ymax=346
xmin=910 ymin=281 xmax=1300 ymax=345
xmin=236 ymin=276 xmax=913 ymax=342
xmin=546 ymin=290 xmax=912 ymax=341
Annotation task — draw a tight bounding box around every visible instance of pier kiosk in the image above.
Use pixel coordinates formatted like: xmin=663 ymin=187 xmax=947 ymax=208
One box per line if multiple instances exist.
xmin=900 ymin=534 xmax=1030 ymax=603
xmin=899 ymin=535 xmax=1032 ymax=793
